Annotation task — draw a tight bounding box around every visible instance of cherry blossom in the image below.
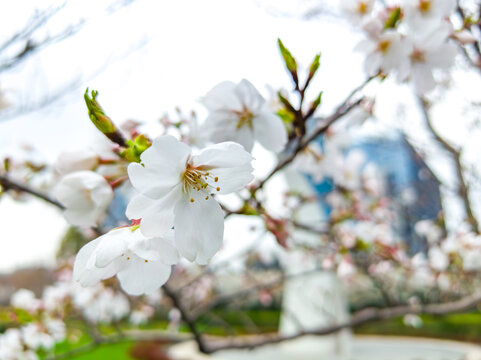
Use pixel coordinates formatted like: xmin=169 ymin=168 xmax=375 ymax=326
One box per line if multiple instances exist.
xmin=340 ymin=0 xmax=375 ymax=23
xmin=10 ymin=289 xmax=42 ymax=314
xmin=54 ymin=170 xmax=114 ymax=226
xmin=403 ymin=0 xmax=455 ymax=32
xmin=126 ymin=135 xmax=254 ymax=264
xmin=201 ymin=79 xmax=287 ymax=152
xmin=356 ymin=30 xmax=411 ymax=77
xmin=74 ymin=226 xmax=179 ymax=295
xmin=55 ymin=149 xmax=99 ymax=175
xmin=401 ymin=23 xmax=457 ymax=93
xmin=0 ymin=329 xmax=38 ymax=360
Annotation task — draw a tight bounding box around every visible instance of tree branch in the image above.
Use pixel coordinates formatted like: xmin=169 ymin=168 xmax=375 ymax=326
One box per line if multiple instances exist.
xmin=0 ymin=174 xmax=64 ymax=209
xmin=419 ymin=97 xmax=479 ymax=232
xmin=205 ymin=291 xmax=481 ymax=353
xmin=162 ymin=284 xmax=209 ymax=353
xmin=255 ymin=75 xmax=375 ymax=191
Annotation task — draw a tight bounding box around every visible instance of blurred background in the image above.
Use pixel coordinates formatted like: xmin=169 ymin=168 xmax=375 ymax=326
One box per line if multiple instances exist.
xmin=2 ymin=1 xmax=481 ymax=359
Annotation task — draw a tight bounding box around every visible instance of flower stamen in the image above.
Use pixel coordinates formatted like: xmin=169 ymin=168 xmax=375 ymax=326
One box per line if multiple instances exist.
xmin=182 ymin=162 xmax=221 ymax=196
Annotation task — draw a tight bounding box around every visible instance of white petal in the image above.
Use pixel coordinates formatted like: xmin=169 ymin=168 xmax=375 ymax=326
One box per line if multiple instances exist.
xmin=235 ymin=79 xmax=265 ymax=112
xmin=74 ymin=238 xmax=125 ymax=286
xmin=174 ymin=192 xmax=224 ymax=264
xmin=427 ymin=43 xmax=456 ymax=69
xmin=192 ymin=141 xmax=253 ymax=168
xmin=412 ymin=64 xmax=436 ymax=94
xmin=73 ymin=238 xmax=101 ymax=282
xmin=94 ymin=229 xmax=128 ymax=268
xmin=252 ymin=109 xmax=288 ymax=152
xmin=365 ymin=52 xmax=382 ymax=76
xmin=208 ymin=164 xmax=254 ymax=194
xmin=117 ymin=257 xmax=172 ymax=295
xmin=127 ymin=162 xmax=177 ymax=198
xmin=201 ymin=81 xmax=242 ymax=112
xmin=140 ymin=135 xmax=191 ymax=177
xmin=128 ymin=229 xmax=179 ymax=264
xmin=125 ymin=186 xmax=181 ymax=236
xmin=203 ymin=110 xmax=239 ymax=141
xmin=91 ymin=181 xmax=114 ymax=208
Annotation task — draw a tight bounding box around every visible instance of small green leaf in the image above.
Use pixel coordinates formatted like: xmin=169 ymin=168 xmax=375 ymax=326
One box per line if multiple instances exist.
xmin=278 ymin=38 xmax=297 ymax=73
xmin=277 ymin=108 xmax=295 ymax=124
xmin=308 ymin=53 xmax=321 ymax=79
xmin=120 ymin=134 xmax=152 ymax=162
xmin=311 ymin=91 xmax=323 ymax=109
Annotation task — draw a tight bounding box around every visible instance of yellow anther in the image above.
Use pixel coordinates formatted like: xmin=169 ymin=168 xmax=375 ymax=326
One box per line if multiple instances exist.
xmin=216 ymin=187 xmax=220 ymax=191
xmin=215 ymin=177 xmax=218 ymax=182
xmin=205 ymin=195 xmax=209 ymax=200
xmin=190 ymin=197 xmax=195 ymax=202
xmin=205 ymin=172 xmax=210 ymax=176
xmin=145 ymin=260 xmax=148 ymax=263
xmin=126 ymin=257 xmax=130 ymax=260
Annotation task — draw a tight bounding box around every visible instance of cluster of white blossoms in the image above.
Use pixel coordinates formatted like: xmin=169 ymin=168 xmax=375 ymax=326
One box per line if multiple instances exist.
xmin=68 ymin=135 xmax=255 ymax=295
xmin=1 ymin=288 xmax=66 ymax=360
xmin=51 ymin=80 xmax=291 ymax=295
xmin=201 ymin=79 xmax=288 ymax=152
xmin=1 ymin=268 xmax=164 ymax=359
xmin=344 ymin=0 xmax=460 ymax=93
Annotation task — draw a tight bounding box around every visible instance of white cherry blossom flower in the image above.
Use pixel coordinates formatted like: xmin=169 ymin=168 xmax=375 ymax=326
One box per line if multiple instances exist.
xmin=0 ymin=329 xmax=38 ymax=360
xmin=83 ymin=289 xmax=130 ymax=323
xmin=10 ymin=289 xmax=42 ymax=313
xmin=22 ymin=323 xmax=55 ymax=350
xmin=54 ymin=171 xmax=114 ymax=226
xmin=401 ymin=23 xmax=457 ymax=93
xmin=356 ymin=30 xmax=411 ymax=77
xmin=403 ymin=0 xmax=455 ymax=32
xmin=340 ymin=0 xmax=375 ymax=23
xmin=126 ymin=135 xmax=254 ymax=264
xmin=74 ymin=226 xmax=179 ymax=295
xmin=201 ymin=79 xmax=287 ymax=153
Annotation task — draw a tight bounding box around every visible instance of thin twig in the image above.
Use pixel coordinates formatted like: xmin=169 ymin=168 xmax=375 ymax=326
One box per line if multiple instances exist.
xmin=255 ymin=75 xmax=376 ymax=191
xmin=419 ymin=97 xmax=479 ymax=232
xmin=163 ymin=283 xmax=209 ymax=353
xmin=0 ymin=174 xmax=64 ymax=209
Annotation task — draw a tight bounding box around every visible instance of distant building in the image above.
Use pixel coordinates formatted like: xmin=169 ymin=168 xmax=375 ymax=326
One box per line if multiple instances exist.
xmin=310 ymin=133 xmax=444 ymax=254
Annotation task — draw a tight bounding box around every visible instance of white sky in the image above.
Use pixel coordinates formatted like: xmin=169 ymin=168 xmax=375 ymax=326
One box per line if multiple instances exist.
xmin=0 ymin=0 xmax=479 ymax=272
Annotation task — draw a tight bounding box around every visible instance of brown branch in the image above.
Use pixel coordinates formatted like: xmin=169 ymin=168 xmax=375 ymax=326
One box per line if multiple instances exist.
xmin=0 ymin=174 xmax=64 ymax=209
xmin=291 ymin=220 xmax=329 ymax=234
xmin=205 ymin=291 xmax=481 ymax=353
xmin=163 ymin=284 xmax=209 ymax=353
xmin=419 ymin=97 xmax=479 ymax=232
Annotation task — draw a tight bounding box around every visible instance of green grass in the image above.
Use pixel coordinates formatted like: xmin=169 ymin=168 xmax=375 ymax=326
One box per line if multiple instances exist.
xmin=354 ymin=313 xmax=481 ymax=342
xmin=69 ymin=342 xmax=135 ymax=360
xmin=27 ymin=310 xmax=481 ymax=359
